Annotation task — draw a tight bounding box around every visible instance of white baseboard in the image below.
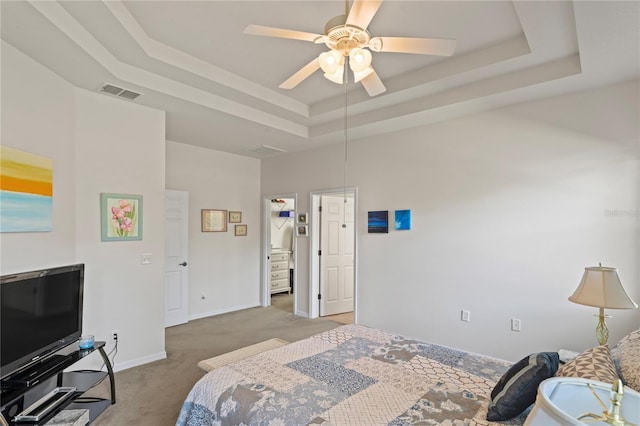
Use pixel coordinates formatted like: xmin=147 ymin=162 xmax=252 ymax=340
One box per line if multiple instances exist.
xmin=295 ymin=309 xmax=309 ymax=318
xmin=112 ymin=351 xmax=167 ymax=372
xmin=189 ymin=303 xmax=259 ymax=321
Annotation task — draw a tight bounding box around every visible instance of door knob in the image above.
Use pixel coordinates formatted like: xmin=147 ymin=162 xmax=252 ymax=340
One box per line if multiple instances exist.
xmin=179 ymin=262 xmax=188 ymax=267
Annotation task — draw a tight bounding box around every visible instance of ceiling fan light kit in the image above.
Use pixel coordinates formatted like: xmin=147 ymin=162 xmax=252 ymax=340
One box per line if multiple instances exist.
xmin=244 ymin=0 xmax=457 ymax=96
xmin=319 ymin=50 xmax=344 ymax=74
xmin=349 ymin=48 xmax=371 ymax=71
xmin=319 ymin=46 xmax=372 ymax=84
xmin=324 ymin=66 xmax=345 ymax=85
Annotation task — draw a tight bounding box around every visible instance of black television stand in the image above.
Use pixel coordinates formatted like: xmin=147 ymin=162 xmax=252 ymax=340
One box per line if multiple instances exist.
xmin=2 ymin=355 xmax=75 ymax=389
xmin=0 ymin=342 xmax=116 ymax=425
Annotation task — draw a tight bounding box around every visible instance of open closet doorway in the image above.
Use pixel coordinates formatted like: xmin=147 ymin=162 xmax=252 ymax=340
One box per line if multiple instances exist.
xmin=263 ymin=195 xmax=296 ymax=314
xmin=309 ymin=188 xmax=357 ymax=323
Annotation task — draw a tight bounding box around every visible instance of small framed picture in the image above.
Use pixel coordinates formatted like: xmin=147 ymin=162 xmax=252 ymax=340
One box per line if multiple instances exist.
xmin=297 ymin=212 xmax=308 ymax=224
xmin=394 ymin=209 xmax=411 ymax=230
xmin=202 ymin=209 xmax=227 ymax=232
xmin=368 ymin=210 xmax=389 ymax=234
xmin=229 ymin=211 xmax=242 ymax=223
xmin=101 ymin=193 xmax=143 ymax=242
xmin=296 ymin=224 xmax=308 ymax=237
xmin=234 ymin=224 xmax=247 ymax=236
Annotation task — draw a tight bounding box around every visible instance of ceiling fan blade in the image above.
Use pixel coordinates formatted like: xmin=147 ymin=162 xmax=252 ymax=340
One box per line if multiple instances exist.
xmin=370 ymin=36 xmax=456 ymax=56
xmin=279 ymin=57 xmax=321 ymax=89
xmin=360 ymin=69 xmax=386 ymax=96
xmin=346 ymin=0 xmax=383 ymax=30
xmin=244 ymin=24 xmax=322 ymax=43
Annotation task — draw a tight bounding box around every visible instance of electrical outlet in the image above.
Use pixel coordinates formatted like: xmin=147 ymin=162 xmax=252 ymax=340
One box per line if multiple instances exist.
xmin=141 ymin=254 xmax=152 ymax=265
xmin=112 ymin=330 xmax=119 ymax=342
xmin=511 ymin=318 xmax=521 ymax=332
xmin=461 ymin=310 xmax=471 ymax=322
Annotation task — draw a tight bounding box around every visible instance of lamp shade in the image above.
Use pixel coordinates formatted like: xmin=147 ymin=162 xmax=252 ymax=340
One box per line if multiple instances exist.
xmin=323 ymin=66 xmax=344 ymax=84
xmin=569 ymin=265 xmax=638 ymax=309
xmin=319 ymin=50 xmax=343 ymax=74
xmin=349 ymin=48 xmax=372 ymax=72
xmin=319 ymin=50 xmax=344 ymax=84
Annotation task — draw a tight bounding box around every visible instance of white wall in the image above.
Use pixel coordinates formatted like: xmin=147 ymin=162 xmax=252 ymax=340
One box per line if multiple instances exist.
xmin=0 ymin=41 xmax=76 ymax=269
xmin=1 ymin=42 xmax=167 ymax=371
xmin=262 ymin=80 xmax=640 ymax=362
xmin=165 ymin=141 xmax=261 ymax=319
xmin=74 ymin=90 xmax=166 ymax=371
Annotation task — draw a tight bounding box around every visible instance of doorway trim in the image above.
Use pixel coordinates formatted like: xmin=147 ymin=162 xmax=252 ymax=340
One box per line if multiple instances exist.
xmin=309 ymin=187 xmax=358 ymax=320
xmin=261 ymin=193 xmax=298 ymax=313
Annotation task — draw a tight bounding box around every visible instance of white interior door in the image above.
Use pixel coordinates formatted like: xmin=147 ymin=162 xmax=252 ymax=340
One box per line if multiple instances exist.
xmin=320 ymin=194 xmax=354 ymax=316
xmin=165 ymin=189 xmax=189 ymax=327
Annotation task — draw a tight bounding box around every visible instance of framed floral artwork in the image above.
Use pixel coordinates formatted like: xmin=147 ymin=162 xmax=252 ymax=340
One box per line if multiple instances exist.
xmin=234 ymin=224 xmax=247 ymax=236
xmin=101 ymin=193 xmax=143 ymax=241
xmin=202 ymin=209 xmax=227 ymax=232
xmin=229 ymin=211 xmax=242 ymax=223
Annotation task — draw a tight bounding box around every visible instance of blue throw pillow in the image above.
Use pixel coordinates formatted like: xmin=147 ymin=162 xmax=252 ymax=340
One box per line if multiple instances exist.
xmin=486 ymin=352 xmax=559 ymax=421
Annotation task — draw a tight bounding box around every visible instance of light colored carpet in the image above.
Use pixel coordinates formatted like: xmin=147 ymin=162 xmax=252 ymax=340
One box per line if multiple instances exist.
xmin=197 ymin=338 xmax=288 ymax=372
xmin=87 ymin=304 xmax=342 ymax=426
xmin=272 ymin=293 xmax=354 ymax=325
xmin=324 ymin=311 xmax=353 ymax=324
xmin=270 ymin=292 xmax=293 ymax=312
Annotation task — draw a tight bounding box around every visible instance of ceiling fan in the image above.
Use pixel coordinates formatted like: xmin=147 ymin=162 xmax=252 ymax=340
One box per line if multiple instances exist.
xmin=244 ymin=0 xmax=456 ymax=97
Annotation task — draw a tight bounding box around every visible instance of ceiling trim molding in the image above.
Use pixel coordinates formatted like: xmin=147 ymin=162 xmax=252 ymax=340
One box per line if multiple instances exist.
xmin=309 ymin=35 xmax=532 ymax=121
xmin=310 ymin=55 xmax=582 ymax=139
xmin=7 ymin=0 xmax=633 ymax=158
xmin=102 ymin=0 xmax=310 ymax=118
xmin=28 ymin=0 xmax=308 ymax=138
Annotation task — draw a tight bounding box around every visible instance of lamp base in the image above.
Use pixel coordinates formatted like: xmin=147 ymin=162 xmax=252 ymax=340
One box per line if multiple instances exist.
xmin=595 ymin=309 xmax=611 ymax=345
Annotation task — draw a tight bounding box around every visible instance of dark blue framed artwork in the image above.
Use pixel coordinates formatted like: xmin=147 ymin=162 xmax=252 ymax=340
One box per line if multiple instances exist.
xmin=368 ymin=210 xmax=389 ymax=233
xmin=395 ymin=210 xmax=411 ymax=230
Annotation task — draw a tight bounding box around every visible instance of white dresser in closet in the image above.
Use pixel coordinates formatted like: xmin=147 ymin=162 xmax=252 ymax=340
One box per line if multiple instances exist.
xmin=270 ymin=250 xmax=291 ymax=294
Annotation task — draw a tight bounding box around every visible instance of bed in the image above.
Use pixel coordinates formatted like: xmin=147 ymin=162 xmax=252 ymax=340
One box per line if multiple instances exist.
xmin=177 ymin=324 xmax=529 ymax=425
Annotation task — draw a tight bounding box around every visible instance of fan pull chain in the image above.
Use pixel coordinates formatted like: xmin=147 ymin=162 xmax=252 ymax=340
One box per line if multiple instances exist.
xmin=343 ymin=57 xmax=348 ymax=229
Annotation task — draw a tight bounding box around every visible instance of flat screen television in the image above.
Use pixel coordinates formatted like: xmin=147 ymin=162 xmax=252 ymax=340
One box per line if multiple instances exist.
xmin=0 ymin=264 xmax=84 ymax=381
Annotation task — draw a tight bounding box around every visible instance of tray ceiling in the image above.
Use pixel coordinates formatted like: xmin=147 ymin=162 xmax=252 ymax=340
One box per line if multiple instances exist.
xmin=1 ymin=1 xmax=638 ymax=158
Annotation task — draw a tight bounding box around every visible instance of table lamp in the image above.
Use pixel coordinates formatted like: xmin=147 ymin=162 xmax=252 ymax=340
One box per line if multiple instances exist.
xmin=569 ymin=263 xmax=638 ymax=345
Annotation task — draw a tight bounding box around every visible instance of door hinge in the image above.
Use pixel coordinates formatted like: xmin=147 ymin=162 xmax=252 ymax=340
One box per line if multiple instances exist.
xmin=318 ymin=250 xmax=322 ymax=256
xmin=319 ymin=206 xmax=322 ymax=212
xmin=318 ymin=294 xmax=322 ymax=300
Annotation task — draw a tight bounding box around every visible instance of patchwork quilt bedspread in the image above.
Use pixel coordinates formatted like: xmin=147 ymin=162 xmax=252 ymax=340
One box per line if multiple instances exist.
xmin=177 ymin=324 xmax=526 ymax=425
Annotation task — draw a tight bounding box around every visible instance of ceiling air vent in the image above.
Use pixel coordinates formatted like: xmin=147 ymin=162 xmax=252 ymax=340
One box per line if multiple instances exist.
xmin=248 ymin=145 xmax=287 ymax=155
xmin=98 ymin=83 xmax=142 ymax=100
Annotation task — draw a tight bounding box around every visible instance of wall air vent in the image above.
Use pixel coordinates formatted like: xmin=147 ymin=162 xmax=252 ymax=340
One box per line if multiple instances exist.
xmin=248 ymin=145 xmax=287 ymax=155
xmin=98 ymin=83 xmax=142 ymax=100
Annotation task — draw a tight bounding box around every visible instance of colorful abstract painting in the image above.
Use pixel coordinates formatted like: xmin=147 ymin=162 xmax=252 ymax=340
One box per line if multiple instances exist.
xmin=368 ymin=210 xmax=389 ymax=233
xmin=0 ymin=146 xmax=53 ymax=232
xmin=395 ymin=209 xmax=411 ymax=230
